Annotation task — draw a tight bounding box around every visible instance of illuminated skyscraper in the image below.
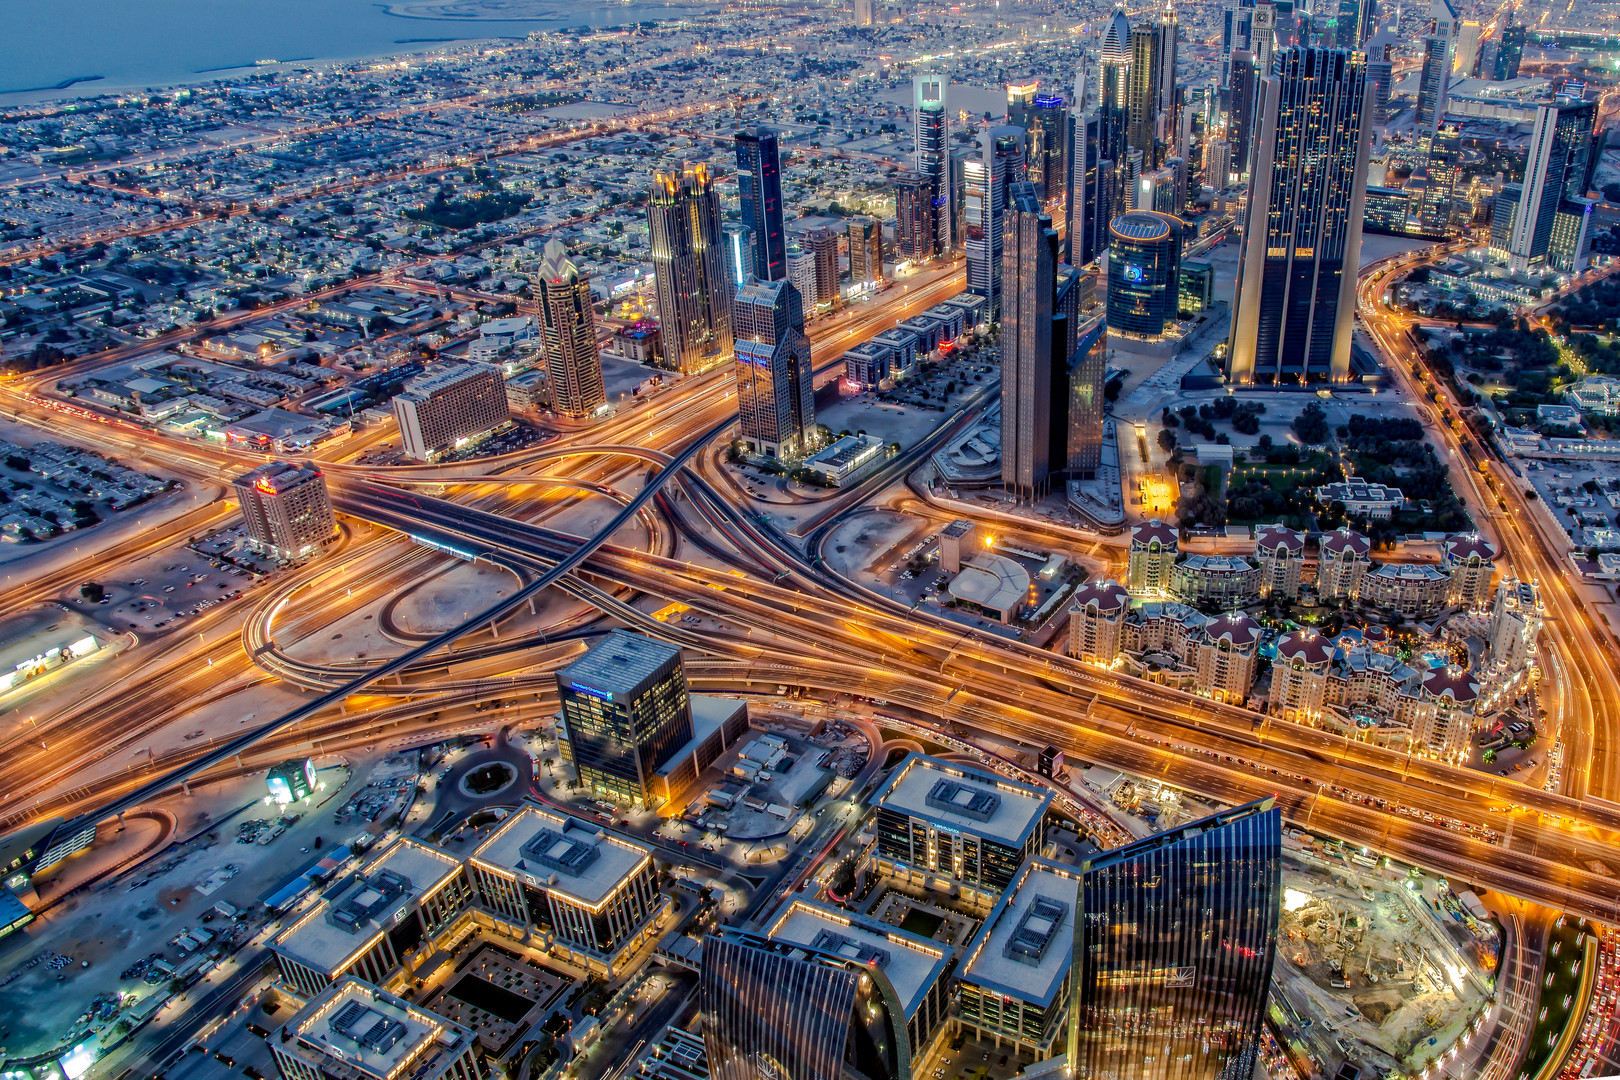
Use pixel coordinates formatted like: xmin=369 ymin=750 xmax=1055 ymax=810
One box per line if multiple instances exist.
xmin=722 ymin=222 xmax=756 ymax=288
xmin=807 ymin=226 xmax=840 ymax=310
xmin=848 ymin=216 xmax=883 ymax=287
xmin=1127 ymin=20 xmax=1167 ymax=166
xmin=914 ymin=73 xmax=951 ymax=254
xmin=535 ymin=238 xmax=606 ymax=420
xmin=1107 ymin=210 xmax=1182 ymax=339
xmin=1416 ymin=0 xmax=1458 ymax=131
xmin=1099 ymin=8 xmax=1134 ymax=165
xmin=1487 ymin=22 xmax=1526 ymax=81
xmin=1227 ymin=47 xmax=1370 ymax=386
xmin=234 ymin=462 xmax=335 ymax=561
xmin=895 ymin=170 xmax=937 ymax=262
xmin=1067 ymin=105 xmax=1111 ymax=266
xmin=1069 ymin=799 xmax=1283 ymax=1080
xmin=1227 ymin=49 xmax=1258 ymax=183
xmin=1335 ymin=0 xmax=1375 ymax=47
xmin=964 ymin=126 xmax=1027 ymax=317
xmin=732 ymin=278 xmax=814 ymax=460
xmin=1508 ymin=98 xmax=1599 ymax=274
xmin=734 ymin=127 xmax=786 ymax=282
xmin=1001 ymin=182 xmax=1059 ymax=502
xmin=648 ymin=164 xmax=733 ymax=374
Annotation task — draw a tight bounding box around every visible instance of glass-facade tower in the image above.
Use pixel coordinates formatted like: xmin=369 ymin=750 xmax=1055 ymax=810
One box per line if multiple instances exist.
xmin=734 ymin=127 xmax=786 ymax=282
xmin=1227 ymin=47 xmax=1369 ymax=385
xmin=648 ymin=164 xmax=734 ymax=374
xmin=1069 ymin=798 xmax=1283 ymax=1080
xmin=964 ymin=126 xmax=1027 ymax=318
xmin=914 ymin=74 xmax=951 ymax=256
xmin=555 ymin=630 xmax=693 ymax=807
xmin=733 ymin=278 xmax=814 ymax=460
xmin=1107 ymin=210 xmax=1182 ymax=339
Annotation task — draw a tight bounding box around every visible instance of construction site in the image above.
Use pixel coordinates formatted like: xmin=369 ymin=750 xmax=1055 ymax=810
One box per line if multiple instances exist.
xmin=1272 ymin=857 xmax=1497 ymax=1077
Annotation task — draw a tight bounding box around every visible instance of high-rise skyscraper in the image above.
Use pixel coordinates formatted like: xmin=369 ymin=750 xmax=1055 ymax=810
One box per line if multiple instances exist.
xmin=536 ymin=238 xmax=606 ymax=420
xmin=648 ymin=164 xmax=733 ymax=374
xmin=895 ymin=170 xmax=937 ymax=263
xmin=1417 ymin=123 xmax=1462 ymax=237
xmin=1455 ymin=19 xmax=1482 ymax=76
xmin=1008 ymin=81 xmax=1069 ymax=207
xmin=1507 ymin=98 xmax=1599 ymax=274
xmin=1066 ymin=104 xmax=1111 ymax=266
xmin=1228 ymin=47 xmax=1370 ymax=386
xmin=556 ymin=629 xmax=694 ymax=807
xmin=1107 ymin=210 xmax=1183 ymax=339
xmin=1127 ymin=20 xmax=1167 ymax=166
xmin=734 ymin=127 xmax=786 ymax=282
xmin=1490 ymin=183 xmax=1522 ymax=259
xmin=1067 ymin=313 xmax=1107 ymax=479
xmin=733 ymin=278 xmax=815 ymax=460
xmin=914 ymin=73 xmax=951 ymax=254
xmin=847 ymin=216 xmax=883 ymax=287
xmin=1489 ymin=22 xmax=1526 ymax=81
xmin=1335 ymin=0 xmax=1374 ymax=47
xmin=1228 ymin=49 xmax=1258 ymax=183
xmin=1068 ymin=799 xmax=1283 ymax=1080
xmin=1001 ymin=182 xmax=1059 ymax=502
xmin=1416 ymin=0 xmax=1459 ymax=131
xmin=964 ymin=126 xmax=1027 ymax=317
xmin=1099 ymin=8 xmax=1134 ymax=165
xmin=1222 ymin=0 xmax=1255 ymax=82
xmin=1252 ymin=2 xmax=1278 ymax=77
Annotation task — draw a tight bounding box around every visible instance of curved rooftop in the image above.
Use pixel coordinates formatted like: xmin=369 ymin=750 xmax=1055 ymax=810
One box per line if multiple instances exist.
xmin=1110 ymin=211 xmax=1178 ymax=243
xmin=1072 ymin=578 xmax=1130 ymax=613
xmin=1443 ymin=533 xmax=1497 ymax=564
xmin=1130 ymin=518 xmax=1178 ymax=549
xmin=950 ymin=553 xmax=1030 ymax=614
xmin=1276 ymin=629 xmax=1333 ymax=666
xmin=1319 ymin=528 xmax=1371 ymax=556
xmin=1204 ymin=612 xmax=1262 ymax=647
xmin=1101 ymin=8 xmax=1133 ymax=62
xmin=1255 ymin=525 xmax=1306 ymax=552
xmin=1422 ymin=666 xmax=1480 ymax=704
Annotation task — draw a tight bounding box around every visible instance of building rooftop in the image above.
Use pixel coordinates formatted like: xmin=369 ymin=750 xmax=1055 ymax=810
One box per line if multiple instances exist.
xmin=873 ymin=753 xmax=1051 ymax=849
xmin=277 ymin=976 xmax=475 ymax=1080
xmin=397 ymin=361 xmax=500 ymax=401
xmin=1130 ymin=518 xmax=1177 ymax=548
xmin=949 ymin=553 xmax=1029 ymax=613
xmin=235 ymin=461 xmax=323 ymax=493
xmin=1443 ymin=533 xmax=1497 ymax=564
xmin=470 ymin=803 xmax=652 ymax=908
xmin=767 ymin=899 xmax=951 ymax=1020
xmin=1276 ymin=629 xmax=1333 ymax=666
xmin=1367 ymin=562 xmax=1447 ymax=582
xmin=273 ymin=839 xmax=463 ymax=976
xmin=1319 ymin=528 xmax=1371 ymax=556
xmin=557 ymin=629 xmax=682 ymax=702
xmin=1177 ymin=553 xmax=1257 ymax=574
xmin=1071 ymin=578 xmax=1130 ymax=613
xmin=959 ymin=858 xmax=1081 ymax=1008
xmin=1254 ymin=524 xmax=1306 ymax=552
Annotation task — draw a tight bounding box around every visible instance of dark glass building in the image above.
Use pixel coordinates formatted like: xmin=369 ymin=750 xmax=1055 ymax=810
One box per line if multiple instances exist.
xmin=648 ymin=164 xmax=733 ymax=374
xmin=1066 ymin=106 xmax=1111 ymax=267
xmin=1070 ymin=798 xmax=1283 ymax=1080
xmin=914 ymin=74 xmax=951 ymax=255
xmin=555 ymin=630 xmax=693 ymax=807
xmin=1227 ymin=47 xmax=1369 ymax=385
xmin=1106 ymin=210 xmax=1183 ymax=340
xmin=733 ymin=278 xmax=814 ymax=460
xmin=735 ymin=127 xmax=787 ymax=282
xmin=1490 ymin=22 xmax=1525 ymax=80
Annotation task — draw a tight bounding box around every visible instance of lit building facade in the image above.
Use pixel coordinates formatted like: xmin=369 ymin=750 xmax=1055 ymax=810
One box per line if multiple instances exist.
xmin=392 ymin=362 xmax=510 ymax=462
xmin=733 ymin=278 xmax=815 ymax=460
xmin=1169 ymin=554 xmax=1262 ymax=610
xmin=1127 ymin=518 xmax=1178 ymax=595
xmin=1270 ymin=629 xmax=1334 ymax=722
xmin=734 ymin=127 xmax=787 ymax=282
xmin=536 ymin=238 xmax=607 ymax=420
xmin=269 ymin=977 xmax=482 ymax=1080
xmin=915 ymin=73 xmax=951 ymax=255
xmin=848 ymin=216 xmax=883 ymax=287
xmin=1316 ymin=527 xmax=1372 ymax=601
xmin=1070 ymin=800 xmax=1282 ymax=1080
xmin=648 ymin=165 xmax=734 ymax=374
xmin=1443 ymin=533 xmax=1497 ymax=610
xmin=965 ymin=126 xmax=1027 ymax=317
xmin=233 ymin=462 xmax=335 ymax=561
xmin=1107 ymin=211 xmax=1182 ymax=339
xmin=1069 ymin=578 xmax=1132 ymax=664
xmin=1254 ymin=524 xmax=1306 ymax=600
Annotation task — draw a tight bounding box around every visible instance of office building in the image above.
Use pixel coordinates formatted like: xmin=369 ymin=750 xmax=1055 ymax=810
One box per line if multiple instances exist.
xmin=848 ymin=216 xmax=883 ymax=287
xmin=1335 ymin=0 xmax=1375 ymax=47
xmin=392 ymin=362 xmax=509 ymax=461
xmin=648 ymin=164 xmax=734 ymax=374
xmin=1227 ymin=47 xmax=1370 ymax=386
xmin=1009 ymin=83 xmax=1068 ymax=206
xmin=1228 ymin=49 xmax=1258 ymax=183
xmin=1551 ymin=198 xmax=1596 ymax=274
xmin=1489 ymin=578 xmax=1542 ymax=671
xmin=1507 ymin=99 xmax=1598 ymax=274
xmin=1417 ymin=123 xmax=1462 ymax=237
xmin=1416 ymin=0 xmax=1458 ymax=131
xmin=1255 ymin=523 xmax=1306 ymax=599
xmin=268 ymin=977 xmax=482 ymax=1080
xmin=1489 ymin=22 xmax=1526 ymax=81
xmin=1317 ymin=527 xmax=1372 ymax=601
xmin=1223 ymin=0 xmax=1255 ymax=79
xmin=1270 ymin=629 xmax=1334 ymax=722
xmin=915 ymin=73 xmax=951 ymax=254
xmin=1365 ymin=29 xmax=1395 ymax=125
xmin=787 ymin=242 xmax=817 ymax=308
xmin=733 ymin=278 xmax=815 ymax=460
xmin=765 ymin=900 xmax=956 ymax=1064
xmin=965 ymin=126 xmax=1027 ymax=317
xmin=734 ymin=127 xmax=786 ymax=282
xmin=536 ymin=238 xmax=607 ymax=421
xmin=807 ymin=226 xmax=840 ymax=310
xmin=1179 ymin=261 xmax=1214 ymax=314
xmin=1107 ymin=210 xmax=1183 ymax=340
xmin=871 ymin=753 xmax=1052 ymax=909
xmin=468 ymin=802 xmax=662 ymax=975
xmin=233 ymin=462 xmax=335 ymax=561
xmin=721 ymin=222 xmax=756 ymax=288
xmin=1455 ymin=19 xmax=1482 ymax=76
xmin=556 ymin=629 xmax=694 ymax=807
xmin=1066 ymin=313 xmax=1107 ymax=478
xmin=272 ymin=838 xmax=473 ymax=997
xmin=700 ymin=931 xmax=906 ymax=1080
xmin=1127 ymin=518 xmax=1178 ymax=594
xmin=1443 ymin=533 xmax=1497 ymax=610
xmin=1069 ymin=578 xmax=1132 ymax=664
xmin=957 ymin=858 xmax=1083 ymax=1059
xmin=1127 ymin=19 xmax=1169 ymax=166
xmin=1070 ymin=800 xmax=1282 ymax=1079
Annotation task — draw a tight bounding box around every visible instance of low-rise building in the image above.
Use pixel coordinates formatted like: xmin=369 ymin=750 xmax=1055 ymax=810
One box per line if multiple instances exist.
xmin=1169 ymin=554 xmax=1261 ymax=609
xmin=804 ymin=433 xmax=887 ymax=487
xmin=1361 ymin=562 xmax=1450 ymax=620
xmin=871 ymin=753 xmax=1052 ymax=909
xmin=467 ymin=803 xmax=663 ymax=976
xmin=956 ymin=858 xmax=1082 ymax=1058
xmin=268 ymin=976 xmax=482 ymax=1080
xmin=949 ymin=553 xmax=1030 ymax=624
xmin=1068 ymin=579 xmax=1131 ymax=664
xmin=1317 ymin=481 xmax=1404 ymax=521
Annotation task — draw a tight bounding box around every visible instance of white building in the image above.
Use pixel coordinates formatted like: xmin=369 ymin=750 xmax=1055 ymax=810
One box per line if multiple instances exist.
xmin=1270 ymin=629 xmax=1334 ymax=723
xmin=1317 ymin=480 xmax=1404 ymax=521
xmin=1126 ymin=518 xmax=1178 ymax=595
xmin=1068 ymin=579 xmax=1131 ymax=664
xmin=1254 ymin=524 xmax=1306 ymax=600
xmin=392 ymin=362 xmax=510 ymax=462
xmin=1316 ymin=527 xmax=1372 ymax=602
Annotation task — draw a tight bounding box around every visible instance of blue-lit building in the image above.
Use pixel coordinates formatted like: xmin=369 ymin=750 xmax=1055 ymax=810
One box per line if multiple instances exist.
xmin=1106 ymin=211 xmax=1183 ymax=340
xmin=735 ymin=127 xmax=787 ymax=282
xmin=1070 ymin=798 xmax=1283 ymax=1080
xmin=555 ymin=630 xmax=693 ymax=807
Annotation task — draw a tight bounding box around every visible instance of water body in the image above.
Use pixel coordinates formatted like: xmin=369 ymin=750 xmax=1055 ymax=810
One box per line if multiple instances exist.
xmin=0 ymin=0 xmax=702 ymax=101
